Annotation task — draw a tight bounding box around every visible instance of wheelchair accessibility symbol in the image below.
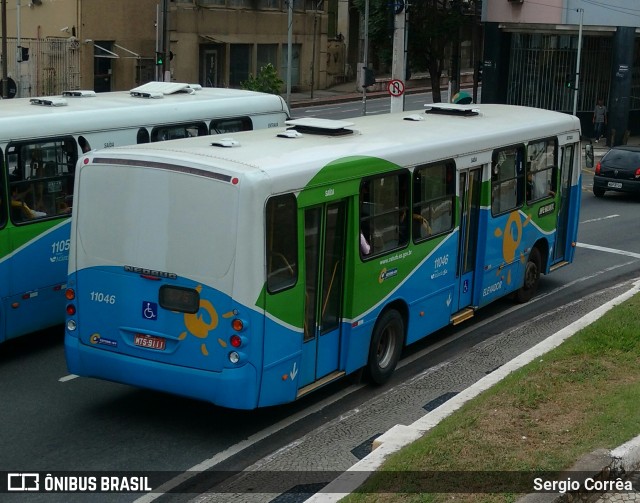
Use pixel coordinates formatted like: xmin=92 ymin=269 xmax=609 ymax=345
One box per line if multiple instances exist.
xmin=142 ymin=301 xmax=158 ymax=320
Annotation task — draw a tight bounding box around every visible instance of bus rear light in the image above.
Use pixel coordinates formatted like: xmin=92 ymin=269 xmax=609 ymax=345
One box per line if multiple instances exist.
xmin=66 ymin=304 xmax=76 ymax=316
xmin=67 ymin=319 xmax=77 ymax=331
xmin=635 ymin=168 xmax=640 ymax=179
xmin=65 ymin=288 xmax=75 ymax=300
xmin=230 ymin=334 xmax=242 ymax=348
xmin=594 ymin=162 xmax=601 ymax=175
xmin=228 ymin=351 xmax=240 ymax=364
xmin=231 ymin=318 xmax=245 ymax=332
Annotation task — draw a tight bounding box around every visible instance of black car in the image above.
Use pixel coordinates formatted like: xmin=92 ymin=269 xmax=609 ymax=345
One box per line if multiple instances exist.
xmin=593 ymin=145 xmax=640 ymax=197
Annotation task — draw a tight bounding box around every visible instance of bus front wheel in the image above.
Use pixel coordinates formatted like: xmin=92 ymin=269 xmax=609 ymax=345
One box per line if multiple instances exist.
xmin=367 ymin=309 xmax=404 ymax=385
xmin=516 ymin=247 xmax=541 ymax=303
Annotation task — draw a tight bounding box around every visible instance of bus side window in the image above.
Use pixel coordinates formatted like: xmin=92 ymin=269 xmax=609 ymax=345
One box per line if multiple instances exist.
xmin=491 ymin=145 xmax=525 ymax=216
xmin=412 ymin=161 xmax=455 ymax=242
xmin=211 ymin=117 xmax=252 ymax=134
xmin=360 ymin=172 xmax=409 ymax=258
xmin=151 ymin=122 xmax=208 ymax=142
xmin=526 ymin=138 xmax=557 ymax=203
xmin=0 ymin=152 xmax=6 ymax=228
xmin=266 ymin=194 xmax=298 ymax=293
xmin=137 ymin=128 xmax=150 ymax=144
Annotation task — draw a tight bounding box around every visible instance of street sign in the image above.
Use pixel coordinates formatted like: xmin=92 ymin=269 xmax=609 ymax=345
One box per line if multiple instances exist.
xmin=387 ymin=79 xmax=405 ymax=97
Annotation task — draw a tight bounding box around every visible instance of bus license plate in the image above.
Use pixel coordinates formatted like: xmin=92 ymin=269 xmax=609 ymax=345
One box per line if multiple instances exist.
xmin=608 ymin=181 xmax=622 ymax=189
xmin=134 ymin=333 xmax=166 ymax=350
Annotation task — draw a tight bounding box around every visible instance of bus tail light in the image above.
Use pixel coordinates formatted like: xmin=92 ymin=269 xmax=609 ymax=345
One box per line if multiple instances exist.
xmin=65 ymin=288 xmax=76 ymax=300
xmin=230 ymin=334 xmax=242 ymax=348
xmin=66 ymin=304 xmax=76 ymax=316
xmin=231 ymin=318 xmax=247 ymax=332
xmin=594 ymin=162 xmax=601 ymax=175
xmin=635 ymin=168 xmax=640 ymax=179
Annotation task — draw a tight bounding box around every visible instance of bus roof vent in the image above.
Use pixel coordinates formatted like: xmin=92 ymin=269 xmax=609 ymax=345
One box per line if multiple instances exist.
xmin=130 ymin=82 xmax=197 ymax=97
xmin=62 ymin=90 xmax=97 ymax=97
xmin=30 ymin=97 xmax=68 ymax=107
xmin=277 ymin=130 xmax=303 ymax=139
xmin=403 ymin=114 xmax=426 ymax=121
xmin=285 ymin=118 xmax=355 ymax=136
xmin=211 ymin=138 xmax=240 ymax=148
xmin=425 ymin=103 xmax=480 ymax=116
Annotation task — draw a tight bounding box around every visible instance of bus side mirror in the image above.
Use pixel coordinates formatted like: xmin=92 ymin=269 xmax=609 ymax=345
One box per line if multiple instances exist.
xmin=585 ymin=143 xmax=594 ymax=169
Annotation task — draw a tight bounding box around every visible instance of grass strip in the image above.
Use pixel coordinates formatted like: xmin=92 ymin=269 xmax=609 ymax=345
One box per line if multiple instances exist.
xmin=342 ymin=293 xmax=640 ymax=503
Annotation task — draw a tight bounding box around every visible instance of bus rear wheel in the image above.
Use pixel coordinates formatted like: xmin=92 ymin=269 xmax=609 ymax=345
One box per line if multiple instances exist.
xmin=516 ymin=247 xmax=541 ymax=303
xmin=367 ymin=309 xmax=404 ymax=385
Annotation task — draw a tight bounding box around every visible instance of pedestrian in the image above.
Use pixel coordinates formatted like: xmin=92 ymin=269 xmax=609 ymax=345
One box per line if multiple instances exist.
xmin=593 ymin=98 xmax=607 ymax=143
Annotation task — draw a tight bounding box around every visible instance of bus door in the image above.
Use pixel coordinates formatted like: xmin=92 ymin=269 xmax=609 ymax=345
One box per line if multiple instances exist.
xmin=553 ymin=144 xmax=575 ymax=262
xmin=299 ymin=200 xmax=347 ymax=388
xmin=456 ymin=168 xmax=482 ymax=310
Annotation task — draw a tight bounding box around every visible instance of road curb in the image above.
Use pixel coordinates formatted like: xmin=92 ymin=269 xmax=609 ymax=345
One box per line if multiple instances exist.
xmin=304 ymin=278 xmax=640 ymax=502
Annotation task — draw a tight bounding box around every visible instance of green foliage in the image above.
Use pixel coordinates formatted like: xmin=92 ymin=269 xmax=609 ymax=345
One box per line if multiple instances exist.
xmin=240 ymin=63 xmax=284 ymax=95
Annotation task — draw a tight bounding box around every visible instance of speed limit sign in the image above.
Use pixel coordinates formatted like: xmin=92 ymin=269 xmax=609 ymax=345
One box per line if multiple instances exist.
xmin=387 ymin=79 xmax=405 ymax=97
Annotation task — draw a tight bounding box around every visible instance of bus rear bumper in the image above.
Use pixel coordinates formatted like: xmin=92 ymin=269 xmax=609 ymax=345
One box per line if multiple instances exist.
xmin=65 ymin=335 xmax=259 ymax=410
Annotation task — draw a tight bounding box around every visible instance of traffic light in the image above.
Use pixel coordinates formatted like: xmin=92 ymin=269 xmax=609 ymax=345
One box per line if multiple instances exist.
xmin=362 ymin=67 xmax=375 ymax=88
xmin=565 ymin=74 xmax=573 ymax=89
xmin=155 ymin=52 xmax=164 ymax=66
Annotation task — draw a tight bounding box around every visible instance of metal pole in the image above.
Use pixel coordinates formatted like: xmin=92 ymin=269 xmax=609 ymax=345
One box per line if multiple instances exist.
xmin=155 ymin=4 xmax=160 ymax=81
xmin=2 ymin=0 xmax=7 ymax=98
xmin=162 ymin=0 xmax=169 ymax=81
xmin=286 ymin=0 xmax=292 ymax=109
xmin=16 ymin=0 xmax=20 ymax=97
xmin=361 ymin=0 xmax=368 ymax=116
xmin=572 ymin=8 xmax=583 ymax=116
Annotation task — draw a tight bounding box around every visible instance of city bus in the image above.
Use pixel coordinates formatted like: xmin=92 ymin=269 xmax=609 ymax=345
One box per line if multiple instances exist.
xmin=64 ymin=104 xmax=582 ymax=409
xmin=0 ymin=81 xmax=289 ymax=344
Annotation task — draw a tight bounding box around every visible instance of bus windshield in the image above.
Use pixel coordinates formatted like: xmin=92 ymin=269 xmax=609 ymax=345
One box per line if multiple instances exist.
xmin=76 ymin=163 xmax=238 ymax=281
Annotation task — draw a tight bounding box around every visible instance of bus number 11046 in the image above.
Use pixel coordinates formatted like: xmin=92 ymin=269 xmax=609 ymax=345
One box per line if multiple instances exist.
xmin=89 ymin=292 xmax=116 ymax=305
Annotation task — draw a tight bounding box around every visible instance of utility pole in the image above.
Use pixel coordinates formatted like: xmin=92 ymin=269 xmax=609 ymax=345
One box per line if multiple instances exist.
xmin=390 ymin=0 xmax=407 ymax=113
xmin=286 ymin=0 xmax=293 ymax=109
xmin=572 ymin=8 xmax=583 ymax=116
xmin=361 ymin=0 xmax=369 ymax=115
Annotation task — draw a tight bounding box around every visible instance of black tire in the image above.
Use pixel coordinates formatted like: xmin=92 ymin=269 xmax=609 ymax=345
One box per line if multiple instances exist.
xmin=516 ymin=247 xmax=541 ymax=303
xmin=593 ymin=186 xmax=605 ymax=198
xmin=367 ymin=309 xmax=404 ymax=385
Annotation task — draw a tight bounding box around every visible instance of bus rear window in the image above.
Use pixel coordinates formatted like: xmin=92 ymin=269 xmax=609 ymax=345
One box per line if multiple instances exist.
xmin=159 ymin=285 xmax=200 ymax=314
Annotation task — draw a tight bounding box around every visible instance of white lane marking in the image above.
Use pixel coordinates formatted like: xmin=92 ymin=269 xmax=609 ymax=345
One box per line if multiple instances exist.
xmin=580 ymin=214 xmax=619 ymax=224
xmin=59 ymin=374 xmax=78 ymax=382
xmin=577 ymin=242 xmax=640 ymax=259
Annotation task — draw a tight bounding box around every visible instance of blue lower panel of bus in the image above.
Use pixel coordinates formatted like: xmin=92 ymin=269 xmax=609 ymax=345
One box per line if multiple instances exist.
xmin=65 ymin=334 xmax=259 ymax=410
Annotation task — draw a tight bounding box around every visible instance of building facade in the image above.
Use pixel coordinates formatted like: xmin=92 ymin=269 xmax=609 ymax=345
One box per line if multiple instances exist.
xmin=0 ymin=0 xmax=346 ymax=97
xmin=482 ymin=0 xmax=639 ymax=144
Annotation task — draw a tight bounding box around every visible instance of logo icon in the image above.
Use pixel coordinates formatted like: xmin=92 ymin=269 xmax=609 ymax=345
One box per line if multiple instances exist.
xmin=8 ymin=473 xmax=40 ymax=491
xmin=142 ymin=301 xmax=158 ymax=320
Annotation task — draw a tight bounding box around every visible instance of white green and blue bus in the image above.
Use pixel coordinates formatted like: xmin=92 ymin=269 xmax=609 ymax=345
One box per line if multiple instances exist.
xmin=0 ymin=82 xmax=289 ymax=344
xmin=64 ymin=104 xmax=582 ymax=409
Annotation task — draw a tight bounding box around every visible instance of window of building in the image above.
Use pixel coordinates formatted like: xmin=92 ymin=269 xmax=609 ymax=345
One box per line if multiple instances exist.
xmin=359 ymin=172 xmax=409 ymax=258
xmin=491 ymin=145 xmax=525 ymax=216
xmin=266 ymin=194 xmax=298 ymax=293
xmin=257 ymin=44 xmax=278 ymax=70
xmin=281 ymin=44 xmax=301 ymax=87
xmin=412 ymin=161 xmax=455 ymax=242
xmin=526 ymin=138 xmax=557 ymax=203
xmin=230 ymin=44 xmax=252 ymax=87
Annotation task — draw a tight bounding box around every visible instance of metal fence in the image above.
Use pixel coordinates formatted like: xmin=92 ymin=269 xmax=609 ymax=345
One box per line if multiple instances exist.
xmin=3 ymin=36 xmax=81 ymax=98
xmin=506 ymin=33 xmax=616 ymax=114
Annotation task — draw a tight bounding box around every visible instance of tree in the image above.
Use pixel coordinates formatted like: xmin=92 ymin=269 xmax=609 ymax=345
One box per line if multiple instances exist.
xmin=353 ymin=0 xmax=476 ymax=103
xmin=240 ymin=63 xmax=284 ymax=95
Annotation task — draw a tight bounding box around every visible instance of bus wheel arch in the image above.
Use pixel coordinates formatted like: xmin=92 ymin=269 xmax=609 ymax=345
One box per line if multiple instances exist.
xmin=515 ymin=243 xmax=545 ymax=303
xmin=366 ymin=302 xmax=406 ymax=385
